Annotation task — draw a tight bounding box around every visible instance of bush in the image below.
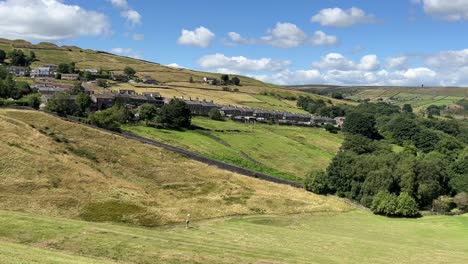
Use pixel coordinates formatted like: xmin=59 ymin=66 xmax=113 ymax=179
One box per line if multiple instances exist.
xmin=324 ymin=123 xmax=339 ymax=134
xmin=371 ymin=191 xmax=398 ymax=216
xmin=208 ymin=108 xmax=223 ymax=121
xmin=89 ymin=105 xmax=130 ymax=132
xmin=396 ymin=192 xmax=419 ymax=217
xmin=304 ymin=171 xmax=329 ymax=194
xmin=156 ymin=99 xmax=191 ymax=129
xmin=453 ymin=192 xmax=468 ymax=213
xmin=432 ymin=196 xmax=456 ymax=214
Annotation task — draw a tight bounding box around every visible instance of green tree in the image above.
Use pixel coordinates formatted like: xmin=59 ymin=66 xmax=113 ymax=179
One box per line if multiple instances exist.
xmin=58 ymin=63 xmax=71 ymax=74
xmin=189 ymin=76 xmax=194 ymax=83
xmin=304 ymin=171 xmax=329 ymax=194
xmin=89 ymin=105 xmax=130 ymax=132
xmin=96 ymin=79 xmax=108 ymax=88
xmin=343 ymin=111 xmax=380 ymax=139
xmin=454 ymin=192 xmax=468 ymax=213
xmin=45 ymin=92 xmax=78 ymax=116
xmin=75 ymin=93 xmax=92 ymax=115
xmin=341 ymin=134 xmax=377 ymax=154
xmin=371 ymin=191 xmax=398 ymax=216
xmin=402 ymin=104 xmax=413 ymax=113
xmin=157 ymin=99 xmax=191 ymax=129
xmin=70 ymin=82 xmax=84 ymax=95
xmin=0 ymin=65 xmax=7 ymax=79
xmin=414 ymin=129 xmax=439 ymax=153
xmin=208 ymin=108 xmax=223 ymax=121
xmin=22 ymin=93 xmax=41 ymax=109
xmin=0 ymin=49 xmax=5 ymax=62
xmin=396 ymin=192 xmax=419 ymax=217
xmin=231 ymin=76 xmax=241 ymax=86
xmin=8 ymin=49 xmax=27 ymax=66
xmin=124 ymin=67 xmax=136 ymax=77
xmin=221 ymin=74 xmax=230 ymax=84
xmin=386 ymin=114 xmax=420 ymax=143
xmin=138 ymin=103 xmax=158 ymax=123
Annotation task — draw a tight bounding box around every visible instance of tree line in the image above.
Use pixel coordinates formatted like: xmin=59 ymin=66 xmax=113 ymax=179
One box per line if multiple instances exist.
xmin=305 ymin=101 xmax=468 ymax=217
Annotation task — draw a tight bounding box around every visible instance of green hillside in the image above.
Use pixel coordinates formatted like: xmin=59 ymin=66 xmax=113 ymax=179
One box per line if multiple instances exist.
xmin=0 ymin=109 xmax=349 ymax=226
xmin=1 ymin=210 xmax=467 ymax=263
xmin=123 ymin=117 xmax=343 ymax=181
xmin=290 ymin=85 xmax=467 ymax=112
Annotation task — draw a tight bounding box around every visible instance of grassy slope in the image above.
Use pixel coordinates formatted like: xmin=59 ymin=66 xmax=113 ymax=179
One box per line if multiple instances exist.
xmin=0 ymin=109 xmax=349 ymax=227
xmin=123 ymin=117 xmax=343 ymax=181
xmin=0 ymin=39 xmax=351 ymax=112
xmin=292 ymin=85 xmax=467 ymax=111
xmin=0 ymin=210 xmax=467 ymax=263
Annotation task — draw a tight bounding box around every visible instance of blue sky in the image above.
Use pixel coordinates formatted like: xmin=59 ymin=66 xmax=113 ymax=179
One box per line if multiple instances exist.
xmin=1 ymin=0 xmax=468 ymax=86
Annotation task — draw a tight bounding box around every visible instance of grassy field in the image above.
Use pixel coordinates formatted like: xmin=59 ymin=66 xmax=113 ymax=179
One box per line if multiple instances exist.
xmin=123 ymin=117 xmax=343 ymax=181
xmin=0 ymin=209 xmax=467 ymax=263
xmin=0 ymin=109 xmax=349 ymax=227
xmin=291 ymin=85 xmax=467 ymax=112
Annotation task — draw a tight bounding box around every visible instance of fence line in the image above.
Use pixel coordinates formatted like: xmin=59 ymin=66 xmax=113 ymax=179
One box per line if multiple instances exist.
xmin=3 ymin=106 xmax=303 ymax=188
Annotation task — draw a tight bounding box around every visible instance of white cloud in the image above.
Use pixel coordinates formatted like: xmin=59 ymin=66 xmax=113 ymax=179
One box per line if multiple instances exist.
xmin=310 ymin=31 xmax=338 ymax=46
xmin=261 ymin=22 xmax=308 ymax=48
xmin=227 ymin=23 xmax=337 ymax=48
xmin=0 ymin=0 xmax=110 ymax=41
xmin=311 ymin=7 xmax=375 ymax=27
xmin=106 ymin=0 xmax=142 ymax=26
xmin=110 ymin=47 xmax=142 ymax=59
xmin=121 ymin=9 xmax=142 ymax=26
xmin=386 ymin=56 xmax=408 ymax=69
xmin=178 ymin=26 xmax=215 ymax=48
xmin=417 ymin=0 xmax=468 ymax=21
xmin=312 ymin=53 xmax=380 ymax=71
xmin=198 ymin=53 xmax=291 ymax=73
xmin=358 ymin=54 xmax=380 ymax=71
xmin=167 ymin=63 xmax=184 ymax=69
xmin=106 ymin=0 xmax=128 ymax=9
xmin=132 ymin=34 xmax=144 ymax=41
xmin=312 ymin=53 xmax=356 ymax=70
xmin=252 ymin=69 xmax=323 ymax=85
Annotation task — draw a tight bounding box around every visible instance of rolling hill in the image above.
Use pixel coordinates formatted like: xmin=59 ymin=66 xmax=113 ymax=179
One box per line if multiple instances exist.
xmin=289 ymin=85 xmax=468 ymax=112
xmin=0 ymin=38 xmax=351 ymax=113
xmin=123 ymin=116 xmax=343 ymax=181
xmin=0 ymin=109 xmax=350 ymax=226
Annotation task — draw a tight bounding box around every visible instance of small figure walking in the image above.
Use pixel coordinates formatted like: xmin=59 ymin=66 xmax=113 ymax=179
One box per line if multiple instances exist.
xmin=185 ymin=214 xmax=190 ymax=229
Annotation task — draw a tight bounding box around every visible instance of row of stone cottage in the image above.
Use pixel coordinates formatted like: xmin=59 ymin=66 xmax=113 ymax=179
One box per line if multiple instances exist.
xmin=181 ymin=98 xmax=340 ymax=126
xmin=34 ymin=81 xmax=342 ymax=126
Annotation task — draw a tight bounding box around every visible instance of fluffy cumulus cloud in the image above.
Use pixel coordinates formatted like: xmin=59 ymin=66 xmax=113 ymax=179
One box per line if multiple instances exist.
xmin=251 ymin=52 xmax=463 ymax=86
xmin=310 ymin=31 xmax=338 ymax=46
xmin=178 ymin=26 xmax=215 ymax=48
xmin=386 ymin=56 xmax=408 ymax=70
xmin=311 ymin=7 xmax=375 ymax=27
xmin=416 ymin=0 xmax=468 ymax=21
xmin=227 ymin=23 xmax=337 ymax=48
xmin=106 ymin=0 xmax=142 ymax=26
xmin=167 ymin=63 xmax=184 ymax=69
xmin=198 ymin=53 xmax=291 ymax=74
xmin=110 ymin=47 xmax=142 ymax=59
xmin=0 ymin=0 xmax=110 ymax=41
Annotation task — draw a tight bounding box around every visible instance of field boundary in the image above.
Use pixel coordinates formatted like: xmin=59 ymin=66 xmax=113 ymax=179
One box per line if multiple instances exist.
xmin=2 ymin=106 xmax=303 ymax=188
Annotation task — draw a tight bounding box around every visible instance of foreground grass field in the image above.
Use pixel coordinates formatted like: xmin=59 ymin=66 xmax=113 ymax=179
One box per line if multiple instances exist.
xmin=0 ymin=209 xmax=467 ymax=263
xmin=0 ymin=109 xmax=349 ymax=226
xmin=123 ymin=117 xmax=343 ymax=181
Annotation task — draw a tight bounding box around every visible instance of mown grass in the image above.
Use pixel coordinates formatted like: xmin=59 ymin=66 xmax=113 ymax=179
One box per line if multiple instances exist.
xmin=0 ymin=109 xmax=349 ymax=227
xmin=123 ymin=117 xmax=343 ymax=181
xmin=0 ymin=209 xmax=467 ymax=263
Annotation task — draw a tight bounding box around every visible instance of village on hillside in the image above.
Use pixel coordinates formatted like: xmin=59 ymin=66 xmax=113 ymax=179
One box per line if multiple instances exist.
xmin=5 ymin=63 xmax=344 ymax=127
